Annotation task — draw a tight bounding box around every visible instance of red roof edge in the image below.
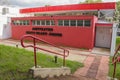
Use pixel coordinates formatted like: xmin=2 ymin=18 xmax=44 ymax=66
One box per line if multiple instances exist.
xmin=96 ymin=23 xmax=113 ymax=27
xmin=20 ymin=2 xmax=116 ymax=14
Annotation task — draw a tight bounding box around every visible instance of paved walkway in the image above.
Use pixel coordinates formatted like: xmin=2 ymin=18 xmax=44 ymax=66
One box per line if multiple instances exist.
xmin=74 ymin=55 xmax=109 ymax=80
xmin=0 ymin=39 xmax=110 ymax=80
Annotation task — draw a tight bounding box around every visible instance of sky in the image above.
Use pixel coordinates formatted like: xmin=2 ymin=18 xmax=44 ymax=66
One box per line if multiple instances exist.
xmin=9 ymin=0 xmax=119 ymax=7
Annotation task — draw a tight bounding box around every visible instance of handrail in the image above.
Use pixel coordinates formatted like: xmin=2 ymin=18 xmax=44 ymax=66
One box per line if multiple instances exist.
xmin=21 ymin=35 xmax=69 ymax=68
xmin=112 ymin=44 xmax=120 ymax=63
xmin=112 ymin=44 xmax=120 ymax=78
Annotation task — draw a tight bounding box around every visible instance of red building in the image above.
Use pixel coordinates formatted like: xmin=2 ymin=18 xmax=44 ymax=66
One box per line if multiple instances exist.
xmin=11 ymin=2 xmax=117 ymax=55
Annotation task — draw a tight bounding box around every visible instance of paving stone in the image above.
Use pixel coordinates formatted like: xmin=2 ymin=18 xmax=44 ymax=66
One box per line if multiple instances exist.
xmin=96 ymin=56 xmax=109 ymax=80
xmin=74 ymin=56 xmax=95 ymax=77
xmin=86 ymin=56 xmax=102 ymax=79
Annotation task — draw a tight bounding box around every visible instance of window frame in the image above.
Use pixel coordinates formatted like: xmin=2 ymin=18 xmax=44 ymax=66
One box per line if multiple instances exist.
xmin=84 ymin=20 xmax=91 ymax=27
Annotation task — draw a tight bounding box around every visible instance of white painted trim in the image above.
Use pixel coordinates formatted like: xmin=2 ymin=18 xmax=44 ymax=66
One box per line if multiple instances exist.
xmin=110 ymin=23 xmax=118 ymax=56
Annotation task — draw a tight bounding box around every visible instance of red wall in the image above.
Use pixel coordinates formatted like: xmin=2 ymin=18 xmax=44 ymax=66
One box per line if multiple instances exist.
xmin=11 ymin=16 xmax=98 ymax=49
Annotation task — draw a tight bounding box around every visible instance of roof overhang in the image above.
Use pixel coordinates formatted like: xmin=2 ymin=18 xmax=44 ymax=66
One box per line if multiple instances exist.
xmin=96 ymin=23 xmax=113 ymax=27
xmin=96 ymin=20 xmax=113 ymax=27
xmin=20 ymin=2 xmax=116 ymax=14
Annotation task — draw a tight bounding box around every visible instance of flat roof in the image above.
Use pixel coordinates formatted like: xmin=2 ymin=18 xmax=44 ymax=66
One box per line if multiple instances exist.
xmin=20 ymin=2 xmax=116 ymax=14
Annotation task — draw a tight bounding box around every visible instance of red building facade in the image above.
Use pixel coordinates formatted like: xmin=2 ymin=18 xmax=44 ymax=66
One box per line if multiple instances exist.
xmin=11 ymin=2 xmax=116 ymax=50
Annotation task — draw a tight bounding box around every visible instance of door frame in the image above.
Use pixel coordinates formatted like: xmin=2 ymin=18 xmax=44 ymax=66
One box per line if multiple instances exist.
xmin=95 ymin=26 xmax=112 ymax=48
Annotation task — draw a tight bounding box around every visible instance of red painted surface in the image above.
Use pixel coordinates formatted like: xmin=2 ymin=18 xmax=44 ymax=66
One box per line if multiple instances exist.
xmin=96 ymin=23 xmax=113 ymax=27
xmin=11 ymin=16 xmax=98 ymax=49
xmin=20 ymin=2 xmax=116 ymax=13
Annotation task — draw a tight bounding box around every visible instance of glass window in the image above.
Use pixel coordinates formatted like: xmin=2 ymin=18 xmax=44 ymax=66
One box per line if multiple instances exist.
xmin=32 ymin=20 xmax=35 ymax=25
xmin=84 ymin=20 xmax=91 ymax=27
xmin=70 ymin=20 xmax=76 ymax=26
xmin=12 ymin=21 xmax=16 ymax=25
xmin=46 ymin=20 xmax=50 ymax=25
xmin=41 ymin=20 xmax=45 ymax=25
xmin=51 ymin=20 xmax=55 ymax=25
xmin=21 ymin=20 xmax=29 ymax=25
xmin=13 ymin=20 xmax=29 ymax=26
xmin=16 ymin=20 xmax=20 ymax=25
xmin=64 ymin=20 xmax=69 ymax=26
xmin=37 ymin=20 xmax=40 ymax=25
xmin=26 ymin=20 xmax=29 ymax=25
xmin=23 ymin=20 xmax=26 ymax=25
xmin=19 ymin=20 xmax=23 ymax=25
xmin=77 ymin=20 xmax=83 ymax=26
xmin=58 ymin=20 xmax=63 ymax=26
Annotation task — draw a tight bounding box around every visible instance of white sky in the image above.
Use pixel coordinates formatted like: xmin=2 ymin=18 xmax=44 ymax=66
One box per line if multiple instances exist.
xmin=9 ymin=0 xmax=119 ymax=7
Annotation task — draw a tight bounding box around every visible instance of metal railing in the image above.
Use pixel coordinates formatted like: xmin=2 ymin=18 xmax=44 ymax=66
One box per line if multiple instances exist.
xmin=112 ymin=44 xmax=120 ymax=78
xmin=21 ymin=35 xmax=69 ymax=68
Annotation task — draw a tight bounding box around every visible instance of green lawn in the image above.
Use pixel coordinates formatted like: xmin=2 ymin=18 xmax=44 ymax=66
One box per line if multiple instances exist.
xmin=109 ymin=57 xmax=120 ymax=79
xmin=116 ymin=37 xmax=120 ymax=47
xmin=108 ymin=37 xmax=120 ymax=79
xmin=0 ymin=45 xmax=83 ymax=80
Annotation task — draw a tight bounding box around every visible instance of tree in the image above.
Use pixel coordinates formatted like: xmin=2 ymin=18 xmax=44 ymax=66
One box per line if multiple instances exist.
xmin=83 ymin=0 xmax=102 ymax=3
xmin=115 ymin=1 xmax=120 ymax=28
xmin=45 ymin=5 xmax=50 ymax=7
xmin=79 ymin=0 xmax=103 ymax=18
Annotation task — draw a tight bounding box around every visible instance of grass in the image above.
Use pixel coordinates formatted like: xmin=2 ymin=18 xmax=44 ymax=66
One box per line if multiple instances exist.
xmin=0 ymin=44 xmax=83 ymax=80
xmin=109 ymin=57 xmax=120 ymax=79
xmin=108 ymin=37 xmax=120 ymax=79
xmin=116 ymin=36 xmax=120 ymax=47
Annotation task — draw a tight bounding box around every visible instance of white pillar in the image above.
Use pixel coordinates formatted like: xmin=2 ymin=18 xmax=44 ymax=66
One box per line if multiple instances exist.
xmin=110 ymin=23 xmax=118 ymax=56
xmin=98 ymin=10 xmax=100 ymax=19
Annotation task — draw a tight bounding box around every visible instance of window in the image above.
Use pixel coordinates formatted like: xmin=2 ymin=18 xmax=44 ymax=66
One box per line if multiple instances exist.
xmin=41 ymin=20 xmax=45 ymax=25
xmin=84 ymin=20 xmax=91 ymax=27
xmin=12 ymin=20 xmax=29 ymax=26
xmin=23 ymin=20 xmax=26 ymax=25
xmin=64 ymin=20 xmax=69 ymax=26
xmin=51 ymin=20 xmax=55 ymax=25
xmin=32 ymin=20 xmax=55 ymax=26
xmin=32 ymin=20 xmax=35 ymax=25
xmin=77 ymin=20 xmax=83 ymax=26
xmin=70 ymin=20 xmax=76 ymax=26
xmin=57 ymin=19 xmax=91 ymax=27
xmin=58 ymin=20 xmax=63 ymax=26
xmin=12 ymin=21 xmax=16 ymax=25
xmin=19 ymin=20 xmax=23 ymax=25
xmin=16 ymin=20 xmax=20 ymax=25
xmin=22 ymin=20 xmax=29 ymax=25
xmin=46 ymin=20 xmax=50 ymax=25
xmin=26 ymin=20 xmax=29 ymax=25
xmin=37 ymin=20 xmax=41 ymax=25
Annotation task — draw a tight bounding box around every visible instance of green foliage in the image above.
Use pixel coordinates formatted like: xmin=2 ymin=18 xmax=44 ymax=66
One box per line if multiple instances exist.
xmin=116 ymin=37 xmax=120 ymax=47
xmin=109 ymin=57 xmax=120 ymax=79
xmin=0 ymin=45 xmax=83 ymax=80
xmin=117 ymin=1 xmax=120 ymax=28
xmin=82 ymin=0 xmax=102 ymax=3
xmin=109 ymin=37 xmax=120 ymax=79
xmin=117 ymin=1 xmax=120 ymax=11
xmin=114 ymin=1 xmax=120 ymax=25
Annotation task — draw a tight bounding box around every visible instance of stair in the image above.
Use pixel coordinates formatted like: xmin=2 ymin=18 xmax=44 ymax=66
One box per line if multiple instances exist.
xmin=29 ymin=66 xmax=71 ymax=78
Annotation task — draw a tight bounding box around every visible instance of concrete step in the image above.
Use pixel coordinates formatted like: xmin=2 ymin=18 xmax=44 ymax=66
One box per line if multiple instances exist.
xmin=29 ymin=66 xmax=71 ymax=78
